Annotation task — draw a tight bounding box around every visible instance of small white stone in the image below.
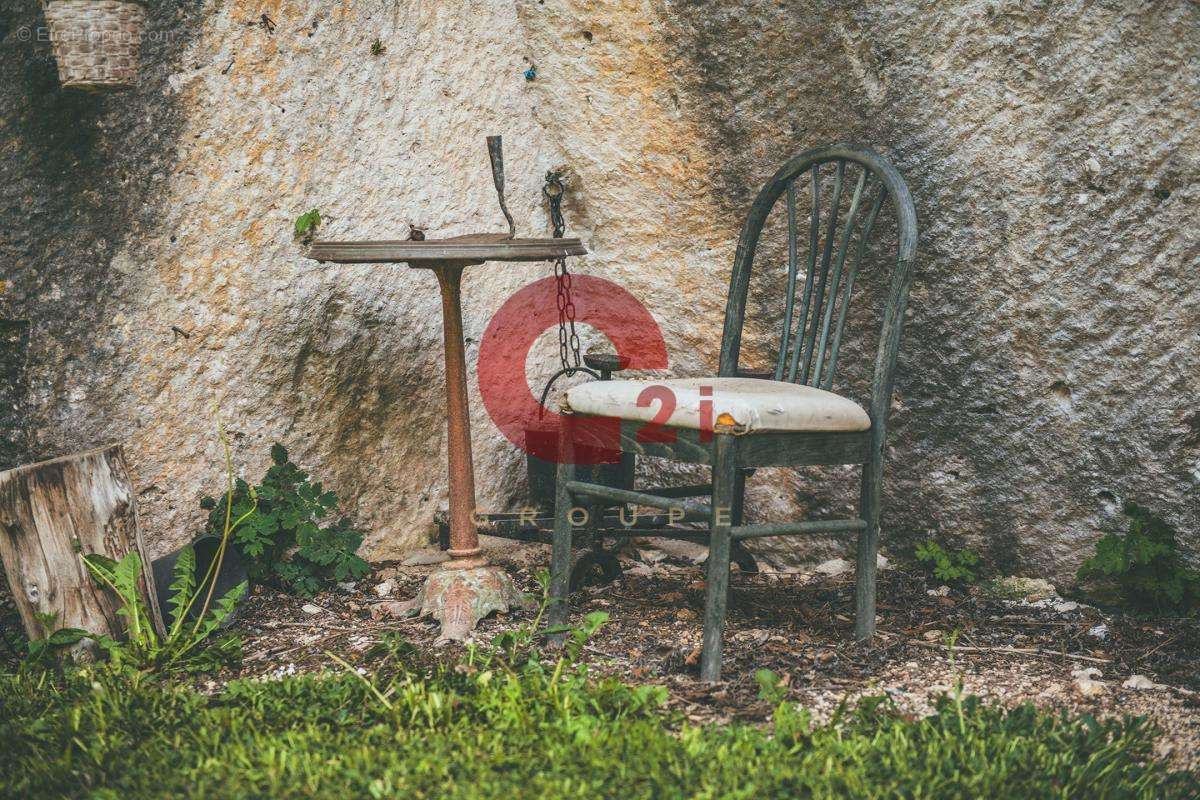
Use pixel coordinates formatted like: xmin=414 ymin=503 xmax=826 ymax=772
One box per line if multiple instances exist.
xmin=927 ymin=585 xmax=951 ymax=597
xmin=337 ymin=581 xmax=357 ymax=592
xmin=1122 ymin=674 xmax=1163 ymax=691
xmin=993 ymin=576 xmax=1057 ymax=602
xmin=301 ymin=603 xmax=323 ymax=615
xmin=814 ymin=557 xmax=851 ymax=576
xmin=1052 ymin=600 xmax=1080 ymax=613
xmin=922 ymin=628 xmax=944 ymax=641
xmin=374 ymin=580 xmax=394 ymax=598
xmin=1087 ymin=623 xmax=1108 ymax=640
xmin=1073 ymin=675 xmax=1107 ymax=698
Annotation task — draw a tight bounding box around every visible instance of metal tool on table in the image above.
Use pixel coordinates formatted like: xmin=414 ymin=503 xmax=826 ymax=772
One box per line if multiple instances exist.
xmin=486 ymin=135 xmax=516 ymax=240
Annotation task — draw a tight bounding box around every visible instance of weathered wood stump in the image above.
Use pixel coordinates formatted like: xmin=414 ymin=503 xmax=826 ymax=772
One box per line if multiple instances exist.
xmin=0 ymin=445 xmax=163 ymax=650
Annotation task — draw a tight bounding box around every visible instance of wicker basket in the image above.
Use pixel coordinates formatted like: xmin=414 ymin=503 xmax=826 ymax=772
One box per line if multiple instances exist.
xmin=42 ymin=1 xmax=147 ymax=93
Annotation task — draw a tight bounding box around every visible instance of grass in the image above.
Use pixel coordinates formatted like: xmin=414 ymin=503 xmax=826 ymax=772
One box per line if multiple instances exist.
xmin=0 ymin=641 xmax=1194 ymax=800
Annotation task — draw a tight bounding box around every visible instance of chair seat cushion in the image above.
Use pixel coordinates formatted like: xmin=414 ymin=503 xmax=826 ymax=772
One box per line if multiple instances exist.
xmin=564 ymin=377 xmax=870 ymax=434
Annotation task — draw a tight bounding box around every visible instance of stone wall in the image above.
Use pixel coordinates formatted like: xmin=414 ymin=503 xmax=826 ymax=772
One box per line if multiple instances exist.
xmin=0 ymin=0 xmax=1195 ymax=581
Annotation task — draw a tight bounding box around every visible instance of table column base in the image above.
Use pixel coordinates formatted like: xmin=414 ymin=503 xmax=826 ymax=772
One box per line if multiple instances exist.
xmin=445 ymin=548 xmax=483 ymax=564
xmin=397 ymin=562 xmax=531 ymax=641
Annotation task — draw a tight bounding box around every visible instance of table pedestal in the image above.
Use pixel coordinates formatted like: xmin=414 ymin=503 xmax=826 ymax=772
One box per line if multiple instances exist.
xmin=396 ymin=263 xmax=527 ymax=639
xmin=308 ymin=235 xmax=586 ymax=641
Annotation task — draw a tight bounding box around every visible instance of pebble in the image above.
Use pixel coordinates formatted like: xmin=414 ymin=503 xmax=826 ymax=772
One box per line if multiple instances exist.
xmin=1087 ymin=623 xmax=1108 ymax=640
xmin=1123 ymin=674 xmax=1164 ymax=691
xmin=1072 ymin=667 xmax=1107 ymax=698
xmin=994 ymin=576 xmax=1057 ymax=602
xmin=371 ymin=600 xmax=412 ymax=620
xmin=1073 ymin=676 xmax=1107 ymax=698
xmin=374 ymin=580 xmax=394 ymax=597
xmin=301 ymin=603 xmax=324 ymax=615
xmin=815 ymin=558 xmax=851 ymax=576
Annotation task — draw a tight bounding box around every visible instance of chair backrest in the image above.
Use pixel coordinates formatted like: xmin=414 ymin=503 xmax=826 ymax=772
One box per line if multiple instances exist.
xmin=718 ymin=143 xmax=917 ymax=425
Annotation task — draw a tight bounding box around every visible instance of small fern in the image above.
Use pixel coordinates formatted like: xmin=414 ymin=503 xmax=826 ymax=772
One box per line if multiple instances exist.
xmin=915 ymin=540 xmax=980 ymax=585
xmin=166 ymin=546 xmax=196 ymax=638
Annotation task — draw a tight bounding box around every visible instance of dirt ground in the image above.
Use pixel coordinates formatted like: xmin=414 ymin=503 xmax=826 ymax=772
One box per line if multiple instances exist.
xmin=3 ymin=537 xmax=1197 ymax=769
xmin=212 ymin=536 xmax=1200 ymax=770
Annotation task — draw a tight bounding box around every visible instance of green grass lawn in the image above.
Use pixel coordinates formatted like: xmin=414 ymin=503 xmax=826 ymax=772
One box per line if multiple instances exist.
xmin=0 ymin=635 xmax=1194 ymax=800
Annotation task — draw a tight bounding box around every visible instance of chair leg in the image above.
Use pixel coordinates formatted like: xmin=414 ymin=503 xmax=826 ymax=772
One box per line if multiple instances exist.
xmin=855 ymin=455 xmax=882 ymax=642
xmin=700 ymin=435 xmax=736 ymax=682
xmin=548 ymin=423 xmax=577 ymax=634
xmin=730 ymin=468 xmax=747 ymax=526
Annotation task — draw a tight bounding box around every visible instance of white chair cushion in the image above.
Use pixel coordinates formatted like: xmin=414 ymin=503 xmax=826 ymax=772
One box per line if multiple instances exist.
xmin=564 ymin=377 xmax=870 ymax=434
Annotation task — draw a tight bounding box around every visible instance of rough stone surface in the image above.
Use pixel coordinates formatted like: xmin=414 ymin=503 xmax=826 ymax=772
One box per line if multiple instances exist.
xmin=0 ymin=1 xmax=1196 ymax=583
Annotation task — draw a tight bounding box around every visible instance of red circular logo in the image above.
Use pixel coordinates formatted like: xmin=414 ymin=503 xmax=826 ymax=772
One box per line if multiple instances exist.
xmin=478 ymin=275 xmax=669 ymax=464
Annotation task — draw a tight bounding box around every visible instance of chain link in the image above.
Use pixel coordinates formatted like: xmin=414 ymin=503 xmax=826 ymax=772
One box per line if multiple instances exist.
xmin=544 ymin=171 xmax=582 ymax=372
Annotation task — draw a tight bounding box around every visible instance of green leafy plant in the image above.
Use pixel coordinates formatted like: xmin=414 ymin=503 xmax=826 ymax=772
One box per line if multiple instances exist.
xmin=915 ymin=540 xmax=980 ymax=585
xmin=754 ymin=668 xmax=788 ymax=705
xmin=294 ymin=208 xmax=322 ymax=241
xmin=202 ymin=443 xmax=368 ymax=596
xmin=1077 ymin=501 xmax=1199 ymax=615
xmin=81 ymin=549 xmax=245 ymax=672
xmin=370 ymin=38 xmax=386 ymax=56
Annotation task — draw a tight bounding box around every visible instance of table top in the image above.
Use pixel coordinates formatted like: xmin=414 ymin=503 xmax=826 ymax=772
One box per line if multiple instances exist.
xmin=309 ymin=233 xmax=587 ymax=265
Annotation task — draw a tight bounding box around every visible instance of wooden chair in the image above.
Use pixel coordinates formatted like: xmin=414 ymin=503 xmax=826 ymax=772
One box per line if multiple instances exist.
xmin=548 ymin=143 xmax=917 ymax=680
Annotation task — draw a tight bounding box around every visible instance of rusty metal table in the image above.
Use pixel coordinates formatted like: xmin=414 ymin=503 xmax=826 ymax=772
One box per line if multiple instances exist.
xmin=310 ymin=233 xmax=587 ymax=638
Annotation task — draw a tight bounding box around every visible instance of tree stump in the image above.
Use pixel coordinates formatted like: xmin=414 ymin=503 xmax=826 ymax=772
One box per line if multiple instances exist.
xmin=0 ymin=445 xmax=163 ymax=650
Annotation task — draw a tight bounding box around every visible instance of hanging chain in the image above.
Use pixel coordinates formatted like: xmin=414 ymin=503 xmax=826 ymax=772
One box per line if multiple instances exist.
xmin=544 ymin=171 xmax=582 ymax=372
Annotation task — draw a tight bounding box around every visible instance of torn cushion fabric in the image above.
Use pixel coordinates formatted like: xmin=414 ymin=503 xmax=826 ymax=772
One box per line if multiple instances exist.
xmin=563 ymin=377 xmax=870 ymax=434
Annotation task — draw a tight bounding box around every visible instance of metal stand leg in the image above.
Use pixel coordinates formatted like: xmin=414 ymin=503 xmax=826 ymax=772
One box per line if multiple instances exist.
xmin=434 ymin=265 xmax=481 ymax=562
xmin=395 ymin=263 xmax=525 ymax=641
